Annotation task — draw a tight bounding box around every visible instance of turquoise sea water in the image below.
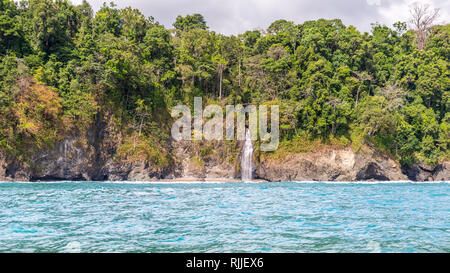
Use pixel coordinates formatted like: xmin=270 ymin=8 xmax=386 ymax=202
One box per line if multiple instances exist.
xmin=0 ymin=181 xmax=448 ymax=253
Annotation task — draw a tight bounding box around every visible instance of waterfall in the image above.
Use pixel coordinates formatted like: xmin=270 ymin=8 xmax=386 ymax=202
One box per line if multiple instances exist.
xmin=241 ymin=129 xmax=253 ymax=181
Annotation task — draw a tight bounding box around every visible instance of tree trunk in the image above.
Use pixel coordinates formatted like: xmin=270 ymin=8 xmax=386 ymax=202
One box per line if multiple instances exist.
xmin=332 ymin=105 xmax=337 ymax=136
xmin=219 ymin=63 xmax=223 ymax=99
xmin=356 ymin=86 xmax=361 ymax=108
xmin=139 ymin=116 xmax=144 ymax=137
xmin=238 ymin=59 xmax=241 ymax=87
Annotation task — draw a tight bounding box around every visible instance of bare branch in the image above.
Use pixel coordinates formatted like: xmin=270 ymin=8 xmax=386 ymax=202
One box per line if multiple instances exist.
xmin=409 ymin=2 xmax=440 ymax=50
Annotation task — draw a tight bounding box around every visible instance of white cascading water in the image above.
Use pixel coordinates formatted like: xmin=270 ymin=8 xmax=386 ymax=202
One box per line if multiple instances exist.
xmin=241 ymin=129 xmax=253 ymax=181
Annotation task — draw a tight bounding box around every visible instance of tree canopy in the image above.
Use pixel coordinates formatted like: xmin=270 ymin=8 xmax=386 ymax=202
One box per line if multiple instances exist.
xmin=0 ymin=0 xmax=448 ymax=166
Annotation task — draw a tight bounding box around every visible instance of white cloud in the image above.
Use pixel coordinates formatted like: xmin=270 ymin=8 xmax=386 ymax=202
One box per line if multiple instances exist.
xmin=378 ymin=0 xmax=449 ymax=30
xmin=367 ymin=0 xmax=381 ymax=6
xmin=71 ymin=0 xmax=449 ymax=34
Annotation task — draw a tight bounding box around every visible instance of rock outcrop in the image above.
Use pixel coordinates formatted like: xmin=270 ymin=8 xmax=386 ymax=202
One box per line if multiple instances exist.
xmin=403 ymin=161 xmax=450 ymax=182
xmin=0 ymin=111 xmax=171 ymax=182
xmin=0 ymin=152 xmax=7 ymax=180
xmin=0 ymin=128 xmax=448 ymax=182
xmin=256 ymin=146 xmax=408 ymax=182
xmin=28 ymin=138 xmax=92 ymax=181
xmin=101 ymin=161 xmax=170 ymax=181
xmin=434 ymin=162 xmax=450 ymax=181
xmin=168 ymin=140 xmax=238 ymax=180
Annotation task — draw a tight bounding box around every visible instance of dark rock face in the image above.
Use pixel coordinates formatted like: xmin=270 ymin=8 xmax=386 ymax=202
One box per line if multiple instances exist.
xmin=0 ymin=112 xmax=170 ymax=182
xmin=102 ymin=161 xmax=170 ymax=181
xmin=434 ymin=162 xmax=450 ymax=181
xmin=29 ymin=138 xmax=91 ymax=181
xmin=0 ymin=153 xmax=6 ymax=179
xmin=356 ymin=163 xmax=390 ymax=181
xmin=0 ymin=124 xmax=448 ymax=182
xmin=403 ymin=162 xmax=450 ymax=182
xmin=1 ymin=156 xmax=31 ymax=181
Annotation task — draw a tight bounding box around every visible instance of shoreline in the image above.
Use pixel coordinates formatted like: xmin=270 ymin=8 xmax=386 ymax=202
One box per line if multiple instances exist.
xmin=1 ymin=178 xmax=448 ymax=183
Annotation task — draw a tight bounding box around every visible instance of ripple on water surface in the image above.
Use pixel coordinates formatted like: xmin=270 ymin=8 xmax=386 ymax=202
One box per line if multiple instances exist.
xmin=0 ymin=181 xmax=448 ymax=252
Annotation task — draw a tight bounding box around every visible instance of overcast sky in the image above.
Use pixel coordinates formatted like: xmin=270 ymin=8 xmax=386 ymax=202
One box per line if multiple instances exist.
xmin=72 ymin=0 xmax=449 ymax=35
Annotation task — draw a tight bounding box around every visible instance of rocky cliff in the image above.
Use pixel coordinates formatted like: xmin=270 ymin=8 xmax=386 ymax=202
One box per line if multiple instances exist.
xmin=256 ymin=146 xmax=408 ymax=182
xmin=0 ymin=111 xmax=171 ymax=182
xmin=0 ymin=123 xmax=448 ymax=182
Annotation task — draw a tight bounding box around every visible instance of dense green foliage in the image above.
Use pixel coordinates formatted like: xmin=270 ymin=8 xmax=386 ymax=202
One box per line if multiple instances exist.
xmin=0 ymin=0 xmax=448 ymax=165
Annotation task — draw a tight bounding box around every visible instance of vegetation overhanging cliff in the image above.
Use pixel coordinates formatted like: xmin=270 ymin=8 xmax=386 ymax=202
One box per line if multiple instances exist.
xmin=0 ymin=0 xmax=448 ymax=181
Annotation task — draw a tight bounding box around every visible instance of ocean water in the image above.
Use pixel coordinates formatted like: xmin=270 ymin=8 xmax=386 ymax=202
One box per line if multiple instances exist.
xmin=0 ymin=181 xmax=448 ymax=253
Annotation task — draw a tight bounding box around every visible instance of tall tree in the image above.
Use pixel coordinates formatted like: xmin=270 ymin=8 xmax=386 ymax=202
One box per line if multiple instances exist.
xmin=173 ymin=14 xmax=208 ymax=33
xmin=409 ymin=2 xmax=440 ymax=50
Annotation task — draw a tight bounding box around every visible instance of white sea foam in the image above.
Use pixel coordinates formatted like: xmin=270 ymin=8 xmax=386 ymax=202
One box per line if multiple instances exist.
xmin=0 ymin=180 xmax=448 ymax=184
xmin=289 ymin=180 xmax=450 ymax=184
xmin=63 ymin=241 xmax=81 ymax=253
